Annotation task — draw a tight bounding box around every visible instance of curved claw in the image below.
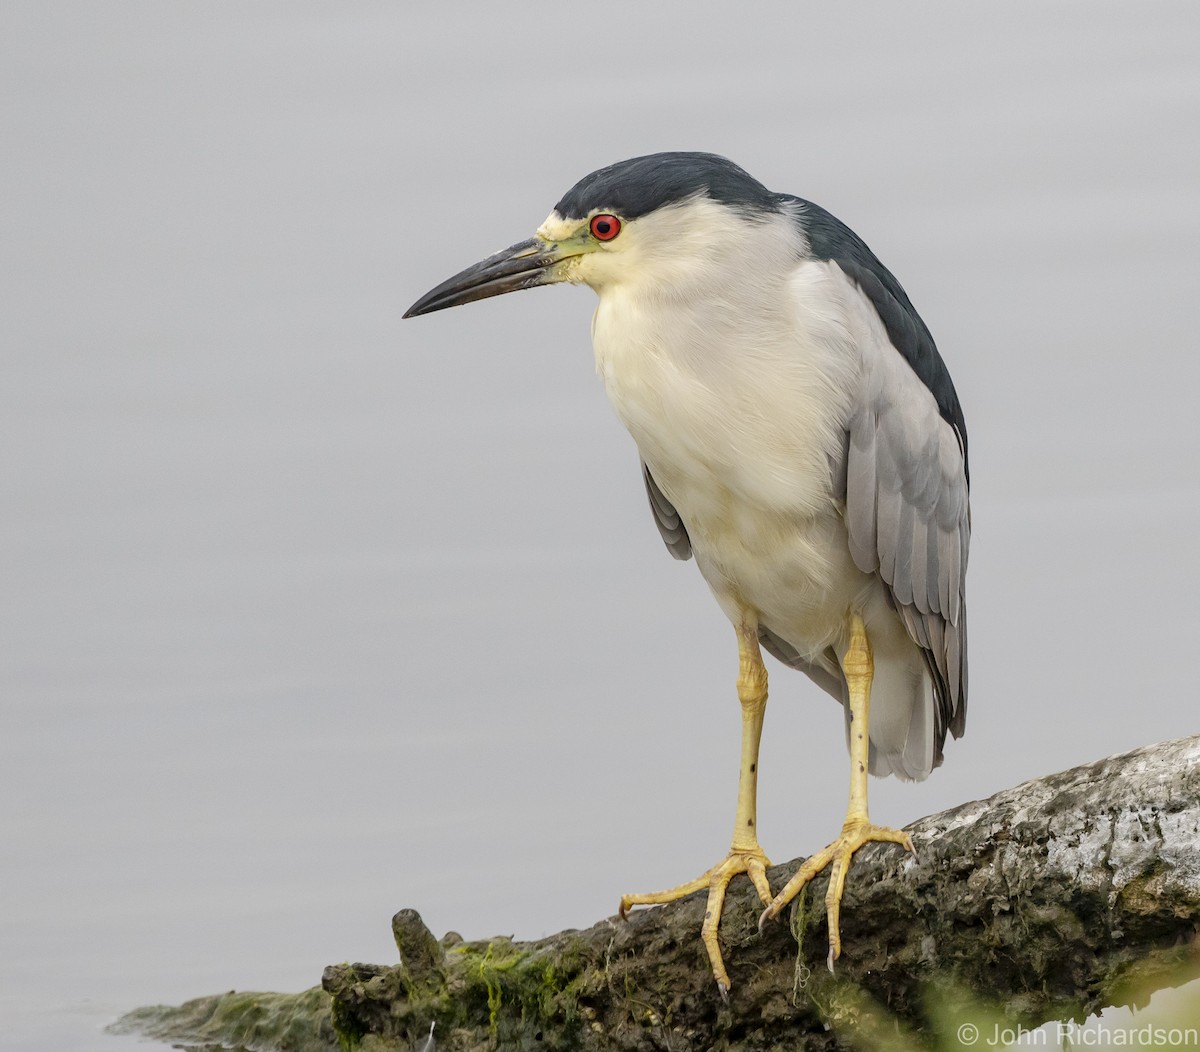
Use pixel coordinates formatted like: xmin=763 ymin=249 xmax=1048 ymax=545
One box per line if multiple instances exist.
xmin=757 ymin=902 xmax=780 ymax=933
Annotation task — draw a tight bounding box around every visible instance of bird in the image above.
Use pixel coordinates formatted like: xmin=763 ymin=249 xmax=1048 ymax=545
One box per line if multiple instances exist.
xmin=404 ymin=152 xmax=970 ymax=994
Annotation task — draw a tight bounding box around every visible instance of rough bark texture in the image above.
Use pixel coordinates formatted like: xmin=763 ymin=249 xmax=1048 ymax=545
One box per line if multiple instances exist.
xmin=113 ymin=736 xmax=1200 ymax=1052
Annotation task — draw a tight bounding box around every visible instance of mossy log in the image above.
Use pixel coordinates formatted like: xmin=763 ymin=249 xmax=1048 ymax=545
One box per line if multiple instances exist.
xmin=114 ymin=736 xmax=1200 ymax=1052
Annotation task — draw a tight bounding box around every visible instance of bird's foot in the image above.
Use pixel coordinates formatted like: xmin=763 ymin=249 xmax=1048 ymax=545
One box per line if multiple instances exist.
xmin=619 ymin=846 xmax=773 ymax=994
xmin=758 ymin=817 xmax=914 ymax=969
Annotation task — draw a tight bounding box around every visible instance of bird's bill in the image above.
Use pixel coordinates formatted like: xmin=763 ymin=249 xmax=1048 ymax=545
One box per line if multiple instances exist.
xmin=404 ymin=235 xmax=576 ymax=318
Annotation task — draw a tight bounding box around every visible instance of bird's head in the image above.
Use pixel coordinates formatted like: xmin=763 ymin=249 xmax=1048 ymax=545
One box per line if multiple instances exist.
xmin=403 ymin=152 xmax=788 ymax=318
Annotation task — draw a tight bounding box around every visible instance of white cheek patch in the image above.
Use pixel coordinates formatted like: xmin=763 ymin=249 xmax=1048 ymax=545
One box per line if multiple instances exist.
xmin=537 ymin=212 xmax=584 ymax=243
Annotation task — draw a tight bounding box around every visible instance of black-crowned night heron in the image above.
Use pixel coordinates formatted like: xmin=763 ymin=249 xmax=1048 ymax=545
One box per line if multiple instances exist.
xmin=405 ymin=152 xmax=969 ymax=994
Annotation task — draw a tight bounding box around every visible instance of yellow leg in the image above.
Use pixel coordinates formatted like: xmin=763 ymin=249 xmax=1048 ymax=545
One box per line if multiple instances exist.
xmin=758 ymin=613 xmax=914 ymax=969
xmin=619 ymin=619 xmax=773 ymax=994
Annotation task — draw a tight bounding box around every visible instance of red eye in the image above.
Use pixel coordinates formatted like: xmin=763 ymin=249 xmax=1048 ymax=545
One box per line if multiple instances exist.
xmin=589 ymin=213 xmax=621 ymax=241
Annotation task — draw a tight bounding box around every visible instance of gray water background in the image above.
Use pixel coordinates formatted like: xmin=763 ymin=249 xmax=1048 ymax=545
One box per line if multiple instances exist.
xmin=3 ymin=3 xmax=1199 ymax=1048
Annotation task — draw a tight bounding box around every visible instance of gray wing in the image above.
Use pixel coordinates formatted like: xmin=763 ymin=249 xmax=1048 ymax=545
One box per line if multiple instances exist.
xmin=789 ymin=194 xmax=969 ymax=763
xmin=837 ymin=265 xmax=970 ymax=764
xmin=642 ymin=461 xmax=691 ymax=560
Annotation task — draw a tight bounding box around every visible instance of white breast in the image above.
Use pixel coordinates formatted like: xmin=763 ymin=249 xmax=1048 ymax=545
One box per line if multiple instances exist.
xmin=591 ymin=257 xmax=872 ymax=654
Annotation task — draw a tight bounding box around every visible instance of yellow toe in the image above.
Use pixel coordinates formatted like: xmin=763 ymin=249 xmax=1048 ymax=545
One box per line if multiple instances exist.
xmin=620 ymin=846 xmax=773 ymax=991
xmin=759 ymin=819 xmax=914 ymax=964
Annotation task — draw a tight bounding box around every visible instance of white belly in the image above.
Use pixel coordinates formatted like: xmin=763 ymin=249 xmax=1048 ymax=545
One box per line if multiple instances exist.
xmin=686 ymin=497 xmax=869 ymax=657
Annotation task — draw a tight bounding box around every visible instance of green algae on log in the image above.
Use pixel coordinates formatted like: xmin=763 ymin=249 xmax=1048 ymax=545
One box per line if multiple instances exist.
xmin=113 ymin=736 xmax=1200 ymax=1051
xmin=109 ymin=985 xmax=335 ymax=1052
